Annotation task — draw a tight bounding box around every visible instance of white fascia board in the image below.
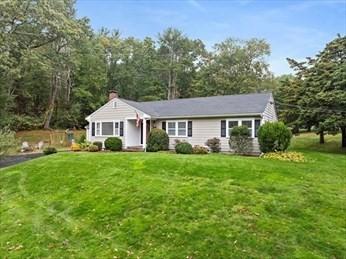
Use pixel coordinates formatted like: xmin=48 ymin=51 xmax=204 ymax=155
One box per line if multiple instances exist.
xmin=152 ymin=113 xmax=262 ymax=120
xmin=85 ymin=98 xmax=149 ymax=121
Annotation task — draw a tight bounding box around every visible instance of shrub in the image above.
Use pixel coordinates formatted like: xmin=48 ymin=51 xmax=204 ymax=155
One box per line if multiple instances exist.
xmin=229 ymin=125 xmax=251 ymax=154
xmin=192 ymin=145 xmax=209 ymax=154
xmin=43 ymin=147 xmax=57 ymax=155
xmin=147 ymin=128 xmax=169 ymax=152
xmin=88 ymin=144 xmax=99 ymax=152
xmin=104 ymin=137 xmax=122 ymax=151
xmin=78 ymin=133 xmax=86 ymax=144
xmin=0 ymin=129 xmax=17 ymax=158
xmin=258 ymin=122 xmax=292 ymax=153
xmin=205 ymin=138 xmax=221 ymax=153
xmin=71 ymin=143 xmax=81 ymax=151
xmin=0 ymin=115 xmax=41 ymax=131
xmin=175 ymin=142 xmax=193 ymax=154
xmin=93 ymin=141 xmax=103 ymax=151
xmin=262 ymin=151 xmax=305 ymax=162
xmin=79 ymin=141 xmax=91 ymax=150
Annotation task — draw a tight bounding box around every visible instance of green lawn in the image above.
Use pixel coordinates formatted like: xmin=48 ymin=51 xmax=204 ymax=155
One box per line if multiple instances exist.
xmin=0 ymin=134 xmax=345 ymax=258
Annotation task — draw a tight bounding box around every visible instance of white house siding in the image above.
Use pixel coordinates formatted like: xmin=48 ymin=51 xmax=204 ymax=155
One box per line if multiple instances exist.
xmin=262 ymin=95 xmax=277 ymax=122
xmin=154 ymin=118 xmax=261 ymax=153
xmin=87 ymin=98 xmax=146 ymax=147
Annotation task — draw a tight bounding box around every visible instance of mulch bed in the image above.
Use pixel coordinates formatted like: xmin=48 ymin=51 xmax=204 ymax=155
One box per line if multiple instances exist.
xmin=0 ymin=153 xmax=44 ymax=169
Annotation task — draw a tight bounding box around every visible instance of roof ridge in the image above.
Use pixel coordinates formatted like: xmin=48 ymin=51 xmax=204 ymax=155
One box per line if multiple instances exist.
xmin=131 ymin=92 xmax=271 ymax=104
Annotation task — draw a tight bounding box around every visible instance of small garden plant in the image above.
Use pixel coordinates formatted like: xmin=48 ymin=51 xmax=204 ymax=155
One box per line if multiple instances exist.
xmin=77 ymin=133 xmax=86 ymax=144
xmin=205 ymin=138 xmax=221 ymax=153
xmin=192 ymin=145 xmax=209 ymax=154
xmin=43 ymin=147 xmax=57 ymax=155
xmin=258 ymin=122 xmax=292 ymax=153
xmin=80 ymin=141 xmax=91 ymax=150
xmin=71 ymin=142 xmax=81 ymax=151
xmin=147 ymin=128 xmax=169 ymax=152
xmin=104 ymin=137 xmax=122 ymax=151
xmin=88 ymin=144 xmax=99 ymax=152
xmin=93 ymin=141 xmax=103 ymax=151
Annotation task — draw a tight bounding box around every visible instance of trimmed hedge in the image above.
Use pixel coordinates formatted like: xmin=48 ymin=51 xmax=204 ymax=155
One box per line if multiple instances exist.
xmin=147 ymin=128 xmax=169 ymax=152
xmin=258 ymin=122 xmax=292 ymax=153
xmin=175 ymin=142 xmax=193 ymax=154
xmin=104 ymin=137 xmax=122 ymax=151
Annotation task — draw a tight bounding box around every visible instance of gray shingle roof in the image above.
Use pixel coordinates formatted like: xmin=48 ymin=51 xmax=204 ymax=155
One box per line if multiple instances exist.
xmin=121 ymin=93 xmax=272 ymax=118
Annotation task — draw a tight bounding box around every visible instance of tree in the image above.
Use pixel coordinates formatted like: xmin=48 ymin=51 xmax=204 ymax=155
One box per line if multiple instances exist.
xmin=273 ymin=74 xmax=306 ymax=133
xmin=157 ymin=28 xmax=206 ymax=99
xmin=192 ymin=38 xmax=272 ymax=96
xmin=287 ymin=35 xmax=346 ymax=147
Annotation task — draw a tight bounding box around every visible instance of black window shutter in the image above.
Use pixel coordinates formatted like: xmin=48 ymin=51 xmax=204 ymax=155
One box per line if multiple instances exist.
xmin=221 ymin=120 xmax=226 ymax=137
xmin=162 ymin=121 xmax=166 ymax=131
xmin=91 ymin=122 xmax=95 ymax=136
xmin=188 ymin=121 xmax=192 ymax=137
xmin=255 ymin=119 xmax=261 ymax=137
xmin=120 ymin=121 xmax=124 ymax=136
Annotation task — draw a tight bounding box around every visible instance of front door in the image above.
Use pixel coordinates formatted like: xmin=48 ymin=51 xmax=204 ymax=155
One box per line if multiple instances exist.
xmin=140 ymin=120 xmax=150 ymax=145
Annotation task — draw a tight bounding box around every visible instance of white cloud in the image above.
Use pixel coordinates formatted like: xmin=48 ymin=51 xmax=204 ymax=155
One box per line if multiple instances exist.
xmin=187 ymin=0 xmax=206 ymax=12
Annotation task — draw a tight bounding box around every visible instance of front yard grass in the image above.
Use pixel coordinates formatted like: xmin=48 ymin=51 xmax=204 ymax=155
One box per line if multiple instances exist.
xmin=0 ymin=134 xmax=345 ymax=258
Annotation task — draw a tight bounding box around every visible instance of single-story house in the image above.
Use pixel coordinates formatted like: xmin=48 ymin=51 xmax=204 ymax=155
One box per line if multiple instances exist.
xmin=85 ymin=91 xmax=277 ymax=152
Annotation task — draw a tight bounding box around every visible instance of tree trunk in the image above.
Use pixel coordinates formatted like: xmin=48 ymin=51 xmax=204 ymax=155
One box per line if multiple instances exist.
xmin=341 ymin=126 xmax=346 ymax=148
xmin=43 ymin=74 xmax=59 ymax=129
xmin=167 ymin=69 xmax=172 ymax=100
xmin=319 ymin=131 xmax=325 ymax=144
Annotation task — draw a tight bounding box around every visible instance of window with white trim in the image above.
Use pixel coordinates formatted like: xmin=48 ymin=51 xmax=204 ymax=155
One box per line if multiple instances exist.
xmin=114 ymin=122 xmax=119 ymax=136
xmin=226 ymin=119 xmax=260 ymax=138
xmin=102 ymin=122 xmax=114 ymax=136
xmin=178 ymin=122 xmax=187 ymax=136
xmin=94 ymin=121 xmax=121 ymax=137
xmin=167 ymin=122 xmax=176 ymax=136
xmin=255 ymin=119 xmax=261 ymax=137
xmin=96 ymin=122 xmax=101 ymax=136
xmin=112 ymin=101 xmax=117 ymax=108
xmin=228 ymin=120 xmax=239 ymax=136
xmin=166 ymin=121 xmax=187 ymax=137
xmin=241 ymin=120 xmax=252 ymax=136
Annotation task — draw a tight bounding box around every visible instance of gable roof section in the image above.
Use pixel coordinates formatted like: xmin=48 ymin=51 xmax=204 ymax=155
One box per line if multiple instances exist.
xmin=121 ymin=93 xmax=272 ymax=119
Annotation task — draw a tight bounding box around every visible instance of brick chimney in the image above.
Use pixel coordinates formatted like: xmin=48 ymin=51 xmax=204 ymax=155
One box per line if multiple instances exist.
xmin=109 ymin=90 xmax=118 ymax=101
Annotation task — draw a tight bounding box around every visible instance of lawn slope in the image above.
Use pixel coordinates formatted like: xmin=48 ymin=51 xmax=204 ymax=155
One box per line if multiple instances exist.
xmin=0 ymin=135 xmax=345 ymax=258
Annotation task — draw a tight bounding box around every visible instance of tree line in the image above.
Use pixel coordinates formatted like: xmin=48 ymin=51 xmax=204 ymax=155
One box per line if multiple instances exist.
xmin=1 ymin=1 xmax=345 ymax=147
xmin=0 ymin=0 xmax=274 ymax=130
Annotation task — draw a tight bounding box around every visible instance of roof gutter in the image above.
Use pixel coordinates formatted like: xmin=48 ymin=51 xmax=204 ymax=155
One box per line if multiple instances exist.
xmin=151 ymin=113 xmax=263 ymax=120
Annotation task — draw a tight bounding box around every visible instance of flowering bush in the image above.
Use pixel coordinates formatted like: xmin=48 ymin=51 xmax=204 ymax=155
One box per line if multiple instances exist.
xmin=262 ymin=151 xmax=305 ymax=162
xmin=192 ymin=145 xmax=209 ymax=154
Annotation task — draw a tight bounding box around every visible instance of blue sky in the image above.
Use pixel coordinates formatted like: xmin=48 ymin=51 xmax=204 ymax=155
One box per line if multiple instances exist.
xmin=76 ymin=0 xmax=346 ymax=75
